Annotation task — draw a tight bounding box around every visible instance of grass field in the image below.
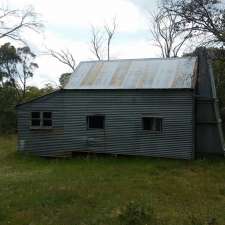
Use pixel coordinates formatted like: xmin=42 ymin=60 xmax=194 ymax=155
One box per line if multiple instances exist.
xmin=0 ymin=135 xmax=224 ymax=225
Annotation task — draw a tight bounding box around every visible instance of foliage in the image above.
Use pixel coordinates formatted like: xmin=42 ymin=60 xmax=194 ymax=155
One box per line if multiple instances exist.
xmin=0 ymin=87 xmax=18 ymax=133
xmin=22 ymin=86 xmax=43 ymax=102
xmin=184 ymin=47 xmax=225 ymax=131
xmin=118 ymin=201 xmax=155 ymax=225
xmin=0 ymin=43 xmax=20 ymax=133
xmin=22 ymin=84 xmax=55 ymax=103
xmin=0 ymin=136 xmax=224 ymax=225
xmin=0 ymin=83 xmax=55 ymax=134
xmin=40 ymin=83 xmax=55 ymax=95
xmin=17 ymin=46 xmax=38 ymax=97
xmin=211 ymin=49 xmax=225 ymax=129
xmin=0 ymin=43 xmax=20 ymax=88
xmin=0 ymin=42 xmax=42 ymax=134
xmin=59 ymin=73 xmax=71 ymax=88
xmin=163 ymin=0 xmax=225 ymax=46
xmin=188 ymin=214 xmax=219 ymax=225
xmin=0 ymin=2 xmax=43 ymax=133
xmin=0 ymin=43 xmax=38 ymax=99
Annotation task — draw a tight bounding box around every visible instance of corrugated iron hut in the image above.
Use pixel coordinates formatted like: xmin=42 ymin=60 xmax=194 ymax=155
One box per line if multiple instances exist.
xmin=16 ymin=52 xmax=225 ymax=159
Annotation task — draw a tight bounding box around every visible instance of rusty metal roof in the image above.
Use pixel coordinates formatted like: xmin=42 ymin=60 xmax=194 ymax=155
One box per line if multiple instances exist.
xmin=65 ymin=57 xmax=197 ymax=89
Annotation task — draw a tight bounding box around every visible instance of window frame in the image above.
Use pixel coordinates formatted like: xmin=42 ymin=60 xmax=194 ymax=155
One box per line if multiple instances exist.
xmin=86 ymin=114 xmax=105 ymax=130
xmin=30 ymin=111 xmax=53 ymax=130
xmin=142 ymin=116 xmax=163 ymax=133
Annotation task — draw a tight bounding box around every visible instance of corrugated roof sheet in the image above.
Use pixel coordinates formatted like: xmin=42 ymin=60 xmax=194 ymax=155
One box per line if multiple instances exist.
xmin=65 ymin=57 xmax=197 ymax=89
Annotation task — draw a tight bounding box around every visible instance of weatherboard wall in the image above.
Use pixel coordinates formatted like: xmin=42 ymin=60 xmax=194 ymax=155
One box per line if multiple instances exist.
xmin=16 ymin=91 xmax=68 ymax=157
xmin=17 ymin=89 xmax=194 ymax=159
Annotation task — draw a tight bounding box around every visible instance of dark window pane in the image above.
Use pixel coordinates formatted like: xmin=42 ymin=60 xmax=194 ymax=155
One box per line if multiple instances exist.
xmin=143 ymin=117 xmax=162 ymax=132
xmin=143 ymin=117 xmax=153 ymax=130
xmin=155 ymin=118 xmax=162 ymax=131
xmin=43 ymin=112 xmax=52 ymax=119
xmin=31 ymin=112 xmax=40 ymax=119
xmin=43 ymin=119 xmax=52 ymax=127
xmin=87 ymin=116 xmax=105 ymax=129
xmin=31 ymin=119 xmax=41 ymax=126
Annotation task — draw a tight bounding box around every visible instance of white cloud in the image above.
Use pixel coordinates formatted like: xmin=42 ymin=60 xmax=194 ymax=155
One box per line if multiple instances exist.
xmin=27 ymin=32 xmax=93 ymax=87
xmin=130 ymin=0 xmax=158 ymax=11
xmin=8 ymin=0 xmax=148 ymax=32
xmin=4 ymin=0 xmax=159 ymax=87
xmin=110 ymin=39 xmax=159 ymax=59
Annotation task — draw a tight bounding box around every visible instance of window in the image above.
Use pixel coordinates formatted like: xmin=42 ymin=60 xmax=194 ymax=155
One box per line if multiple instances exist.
xmin=31 ymin=112 xmax=41 ymax=127
xmin=87 ymin=115 xmax=105 ymax=129
xmin=142 ymin=117 xmax=162 ymax=132
xmin=31 ymin=112 xmax=52 ymax=129
xmin=43 ymin=112 xmax=52 ymax=127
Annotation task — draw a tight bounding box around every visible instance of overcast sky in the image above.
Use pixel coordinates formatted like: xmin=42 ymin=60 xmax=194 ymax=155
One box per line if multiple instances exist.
xmin=4 ymin=0 xmax=161 ymax=87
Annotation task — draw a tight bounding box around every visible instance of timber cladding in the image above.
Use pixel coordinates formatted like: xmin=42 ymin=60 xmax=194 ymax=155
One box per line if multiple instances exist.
xmin=17 ymin=89 xmax=194 ymax=159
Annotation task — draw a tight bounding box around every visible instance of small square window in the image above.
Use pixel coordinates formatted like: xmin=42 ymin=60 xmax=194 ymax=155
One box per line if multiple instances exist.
xmin=87 ymin=115 xmax=105 ymax=129
xmin=142 ymin=117 xmax=162 ymax=132
xmin=30 ymin=111 xmax=52 ymax=128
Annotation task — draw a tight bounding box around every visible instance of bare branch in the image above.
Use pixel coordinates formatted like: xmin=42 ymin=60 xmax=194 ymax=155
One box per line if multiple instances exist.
xmin=89 ymin=17 xmax=118 ymax=60
xmin=90 ymin=26 xmax=103 ymax=60
xmin=149 ymin=9 xmax=193 ymax=58
xmin=162 ymin=0 xmax=225 ymax=46
xmin=0 ymin=5 xmax=43 ymax=44
xmin=104 ymin=17 xmax=117 ymax=60
xmin=48 ymin=48 xmax=76 ymax=72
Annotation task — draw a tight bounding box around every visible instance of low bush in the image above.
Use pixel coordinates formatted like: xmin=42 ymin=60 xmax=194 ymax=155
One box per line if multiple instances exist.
xmin=118 ymin=201 xmax=156 ymax=225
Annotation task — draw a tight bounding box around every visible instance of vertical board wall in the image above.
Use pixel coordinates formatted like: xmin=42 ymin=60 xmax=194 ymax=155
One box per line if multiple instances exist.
xmin=17 ymin=89 xmax=194 ymax=159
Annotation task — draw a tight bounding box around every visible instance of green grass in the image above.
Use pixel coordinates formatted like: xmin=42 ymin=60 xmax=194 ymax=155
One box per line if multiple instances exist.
xmin=0 ymin=135 xmax=224 ymax=225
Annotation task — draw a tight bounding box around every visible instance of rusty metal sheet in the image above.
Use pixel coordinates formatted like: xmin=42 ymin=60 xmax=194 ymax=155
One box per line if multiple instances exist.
xmin=65 ymin=57 xmax=197 ymax=89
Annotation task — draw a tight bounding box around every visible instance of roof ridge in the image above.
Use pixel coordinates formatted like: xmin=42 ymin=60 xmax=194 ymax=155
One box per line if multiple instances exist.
xmin=79 ymin=56 xmax=197 ymax=64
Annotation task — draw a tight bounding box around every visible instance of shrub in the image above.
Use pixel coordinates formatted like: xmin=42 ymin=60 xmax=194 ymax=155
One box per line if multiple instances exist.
xmin=118 ymin=201 xmax=155 ymax=225
xmin=188 ymin=214 xmax=218 ymax=225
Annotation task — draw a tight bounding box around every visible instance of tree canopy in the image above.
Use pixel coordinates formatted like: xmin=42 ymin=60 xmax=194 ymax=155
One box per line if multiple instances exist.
xmin=163 ymin=0 xmax=225 ymax=46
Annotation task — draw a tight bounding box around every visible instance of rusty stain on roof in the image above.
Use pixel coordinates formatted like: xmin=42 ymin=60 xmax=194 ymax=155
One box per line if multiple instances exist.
xmin=65 ymin=57 xmax=197 ymax=89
